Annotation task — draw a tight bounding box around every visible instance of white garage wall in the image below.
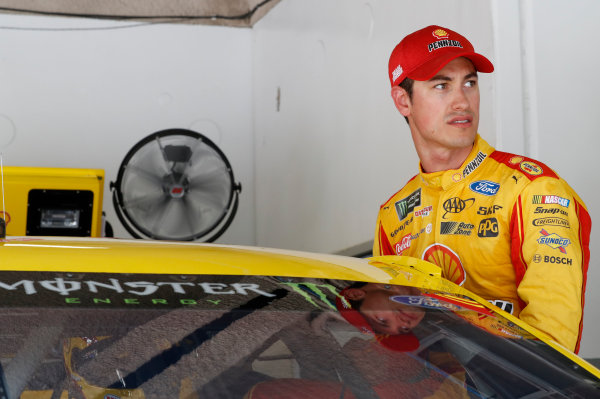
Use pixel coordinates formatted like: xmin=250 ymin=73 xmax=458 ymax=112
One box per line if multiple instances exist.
xmin=0 ymin=14 xmax=256 ymax=245
xmin=253 ymin=0 xmax=495 ymax=253
xmin=253 ymin=0 xmax=600 ymax=357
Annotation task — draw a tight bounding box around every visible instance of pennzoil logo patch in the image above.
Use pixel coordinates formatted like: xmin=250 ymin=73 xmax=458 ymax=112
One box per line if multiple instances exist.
xmin=520 ymin=161 xmax=543 ymax=176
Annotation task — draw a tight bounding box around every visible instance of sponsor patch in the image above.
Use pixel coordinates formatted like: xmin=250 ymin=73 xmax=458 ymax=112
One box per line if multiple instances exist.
xmin=392 ymin=64 xmax=403 ymax=82
xmin=395 ymin=189 xmax=421 ymax=221
xmin=478 ymin=218 xmax=499 ymax=237
xmin=537 ymin=229 xmax=570 ymax=254
xmin=534 ymin=206 xmax=568 ymax=217
xmin=414 ymin=205 xmax=433 ymax=218
xmin=442 ymin=197 xmax=475 ymax=219
xmin=477 ymin=205 xmax=503 ymax=216
xmin=532 ymin=217 xmax=570 ymax=228
xmin=462 ymin=152 xmax=487 ymax=177
xmin=422 ymin=243 xmax=466 ymax=286
xmin=488 ymin=300 xmax=514 ymax=314
xmin=520 ymin=161 xmax=543 ymax=176
xmin=510 ymin=156 xmax=524 ymax=165
xmin=533 ymin=253 xmax=572 ymax=265
xmin=470 ymin=180 xmax=500 ymax=196
xmin=440 ymin=222 xmax=474 ymax=236
xmin=395 ymin=234 xmax=412 ymax=255
xmin=390 ymin=217 xmax=414 ymax=238
xmin=532 ymin=195 xmax=570 ymax=208
xmin=432 ymin=28 xmax=449 ymax=39
xmin=391 ymin=293 xmax=494 ymax=316
xmin=544 ymin=255 xmax=573 ymax=265
xmin=452 ymin=173 xmax=462 ymax=182
xmin=428 ymin=39 xmax=462 ymax=52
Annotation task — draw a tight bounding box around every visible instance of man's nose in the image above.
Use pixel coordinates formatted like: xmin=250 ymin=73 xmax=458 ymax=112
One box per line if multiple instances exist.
xmin=451 ymin=87 xmax=469 ymax=110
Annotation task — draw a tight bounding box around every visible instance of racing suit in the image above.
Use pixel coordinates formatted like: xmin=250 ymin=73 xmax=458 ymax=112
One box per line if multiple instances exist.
xmin=373 ymin=134 xmax=591 ymax=353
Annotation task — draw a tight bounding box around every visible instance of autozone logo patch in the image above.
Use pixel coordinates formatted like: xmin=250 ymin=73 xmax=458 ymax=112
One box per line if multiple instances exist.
xmin=395 ymin=188 xmax=421 ymax=221
xmin=478 ymin=218 xmax=499 ymax=237
xmin=440 ymin=222 xmax=474 ymax=236
xmin=537 ymin=229 xmax=570 ymax=253
xmin=532 ymin=195 xmax=570 ymax=208
xmin=442 ymin=197 xmax=475 ymax=219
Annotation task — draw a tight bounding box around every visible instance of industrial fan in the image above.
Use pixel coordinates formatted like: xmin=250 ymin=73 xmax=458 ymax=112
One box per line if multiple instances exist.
xmin=111 ymin=129 xmax=241 ymax=241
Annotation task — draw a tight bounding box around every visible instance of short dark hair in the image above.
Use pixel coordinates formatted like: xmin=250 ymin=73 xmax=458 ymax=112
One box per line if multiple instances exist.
xmin=398 ymin=78 xmax=414 ymax=124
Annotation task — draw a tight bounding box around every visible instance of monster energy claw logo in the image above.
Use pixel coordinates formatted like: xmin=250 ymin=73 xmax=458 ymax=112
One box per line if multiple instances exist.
xmin=395 ymin=188 xmax=422 ymax=221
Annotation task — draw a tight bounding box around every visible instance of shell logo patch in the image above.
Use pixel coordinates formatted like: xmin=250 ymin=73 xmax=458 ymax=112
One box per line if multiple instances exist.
xmin=432 ymin=29 xmax=449 ymax=39
xmin=520 ymin=161 xmax=543 ymax=176
xmin=422 ymin=243 xmax=466 ymax=286
xmin=510 ymin=156 xmax=524 ymax=165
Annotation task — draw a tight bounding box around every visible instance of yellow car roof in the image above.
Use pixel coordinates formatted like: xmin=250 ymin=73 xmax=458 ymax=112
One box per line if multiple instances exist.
xmin=1 ymin=235 xmax=598 ymax=378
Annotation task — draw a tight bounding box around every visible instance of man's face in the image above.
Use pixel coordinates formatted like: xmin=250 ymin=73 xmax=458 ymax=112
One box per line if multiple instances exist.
xmin=349 ymin=284 xmax=425 ymax=335
xmin=405 ymin=57 xmax=480 ymax=154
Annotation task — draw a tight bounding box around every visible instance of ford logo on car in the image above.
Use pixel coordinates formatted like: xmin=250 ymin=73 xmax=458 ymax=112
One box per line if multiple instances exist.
xmin=469 ymin=180 xmax=500 ymax=196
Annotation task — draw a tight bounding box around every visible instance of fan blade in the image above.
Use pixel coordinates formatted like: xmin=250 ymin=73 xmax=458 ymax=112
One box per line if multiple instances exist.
xmin=122 ymin=164 xmax=164 ymax=186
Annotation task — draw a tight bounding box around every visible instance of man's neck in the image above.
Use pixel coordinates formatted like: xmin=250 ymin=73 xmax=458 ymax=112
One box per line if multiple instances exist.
xmin=417 ymin=145 xmax=473 ymax=173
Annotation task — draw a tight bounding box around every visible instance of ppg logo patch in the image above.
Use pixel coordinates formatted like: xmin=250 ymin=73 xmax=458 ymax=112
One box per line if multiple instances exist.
xmin=478 ymin=218 xmax=499 ymax=237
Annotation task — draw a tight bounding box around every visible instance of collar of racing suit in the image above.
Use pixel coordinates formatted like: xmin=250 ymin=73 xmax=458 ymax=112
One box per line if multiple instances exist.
xmin=417 ymin=134 xmax=495 ymax=190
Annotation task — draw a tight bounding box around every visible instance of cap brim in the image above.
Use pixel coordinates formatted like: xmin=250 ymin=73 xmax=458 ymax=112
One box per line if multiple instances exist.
xmin=407 ymin=51 xmax=494 ymax=81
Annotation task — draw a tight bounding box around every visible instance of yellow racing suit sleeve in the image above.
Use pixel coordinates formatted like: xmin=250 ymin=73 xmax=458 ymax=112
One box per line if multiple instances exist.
xmin=510 ymin=177 xmax=591 ymax=352
xmin=373 ymin=214 xmax=395 ymax=257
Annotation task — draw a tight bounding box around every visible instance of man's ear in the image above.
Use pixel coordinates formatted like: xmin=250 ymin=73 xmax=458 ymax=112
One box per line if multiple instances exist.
xmin=343 ymin=288 xmax=365 ymax=301
xmin=391 ymin=86 xmax=411 ymax=118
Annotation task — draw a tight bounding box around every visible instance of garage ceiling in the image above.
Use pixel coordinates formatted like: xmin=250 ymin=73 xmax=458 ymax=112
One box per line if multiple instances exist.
xmin=0 ymin=0 xmax=281 ymax=28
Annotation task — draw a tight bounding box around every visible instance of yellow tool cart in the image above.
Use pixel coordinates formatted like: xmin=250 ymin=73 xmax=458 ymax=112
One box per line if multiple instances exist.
xmin=0 ymin=166 xmax=104 ymax=237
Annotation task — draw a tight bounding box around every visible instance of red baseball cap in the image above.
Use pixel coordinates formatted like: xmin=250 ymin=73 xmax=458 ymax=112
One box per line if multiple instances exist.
xmin=388 ymin=25 xmax=494 ymax=87
xmin=336 ymin=289 xmax=420 ymax=352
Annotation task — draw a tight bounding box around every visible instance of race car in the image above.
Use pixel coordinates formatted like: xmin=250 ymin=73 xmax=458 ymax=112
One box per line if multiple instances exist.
xmin=0 ymin=236 xmax=598 ymax=398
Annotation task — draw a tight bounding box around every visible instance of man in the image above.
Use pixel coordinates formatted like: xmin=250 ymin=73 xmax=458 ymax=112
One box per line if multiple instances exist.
xmin=373 ymin=25 xmax=591 ymax=353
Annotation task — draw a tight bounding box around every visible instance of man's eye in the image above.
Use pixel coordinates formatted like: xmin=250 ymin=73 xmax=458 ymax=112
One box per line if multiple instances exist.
xmin=465 ymin=80 xmax=477 ymax=87
xmin=434 ymin=83 xmax=447 ymax=89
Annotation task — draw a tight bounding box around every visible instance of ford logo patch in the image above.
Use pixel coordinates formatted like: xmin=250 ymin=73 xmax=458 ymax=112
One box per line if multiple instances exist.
xmin=469 ymin=180 xmax=500 ymax=196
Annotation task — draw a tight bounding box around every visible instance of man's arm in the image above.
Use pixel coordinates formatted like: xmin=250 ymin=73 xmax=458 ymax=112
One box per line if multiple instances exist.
xmin=373 ymin=215 xmax=395 ymax=256
xmin=510 ymin=178 xmax=591 ymax=352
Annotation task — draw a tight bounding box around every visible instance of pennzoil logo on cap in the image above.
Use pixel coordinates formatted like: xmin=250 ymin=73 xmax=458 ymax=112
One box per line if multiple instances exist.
xmin=432 ymin=29 xmax=449 ymax=39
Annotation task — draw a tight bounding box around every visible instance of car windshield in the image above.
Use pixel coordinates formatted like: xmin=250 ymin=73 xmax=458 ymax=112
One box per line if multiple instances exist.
xmin=0 ymin=271 xmax=597 ymax=398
